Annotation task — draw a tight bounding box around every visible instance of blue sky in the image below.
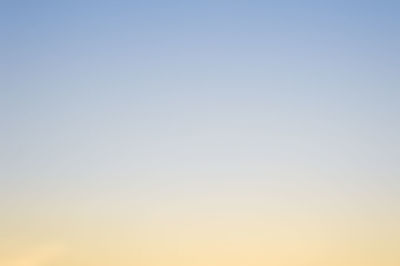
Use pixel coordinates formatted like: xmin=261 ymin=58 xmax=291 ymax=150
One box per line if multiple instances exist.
xmin=2 ymin=0 xmax=400 ymax=208
xmin=1 ymin=1 xmax=400 ymax=265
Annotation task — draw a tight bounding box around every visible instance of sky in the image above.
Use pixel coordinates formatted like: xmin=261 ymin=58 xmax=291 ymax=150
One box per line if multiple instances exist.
xmin=1 ymin=1 xmax=400 ymax=265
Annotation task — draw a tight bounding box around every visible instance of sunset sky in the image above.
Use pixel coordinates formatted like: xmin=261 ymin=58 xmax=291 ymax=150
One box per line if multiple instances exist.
xmin=1 ymin=1 xmax=400 ymax=265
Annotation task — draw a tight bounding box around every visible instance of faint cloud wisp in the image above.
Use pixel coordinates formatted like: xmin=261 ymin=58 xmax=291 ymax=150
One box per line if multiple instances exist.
xmin=1 ymin=244 xmax=66 ymax=266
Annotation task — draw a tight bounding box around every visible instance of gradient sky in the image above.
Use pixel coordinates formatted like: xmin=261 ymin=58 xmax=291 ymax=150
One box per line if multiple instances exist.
xmin=1 ymin=1 xmax=400 ymax=265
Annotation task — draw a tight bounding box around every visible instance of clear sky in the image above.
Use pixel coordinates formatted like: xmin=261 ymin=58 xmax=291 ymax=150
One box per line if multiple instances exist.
xmin=1 ymin=1 xmax=400 ymax=265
